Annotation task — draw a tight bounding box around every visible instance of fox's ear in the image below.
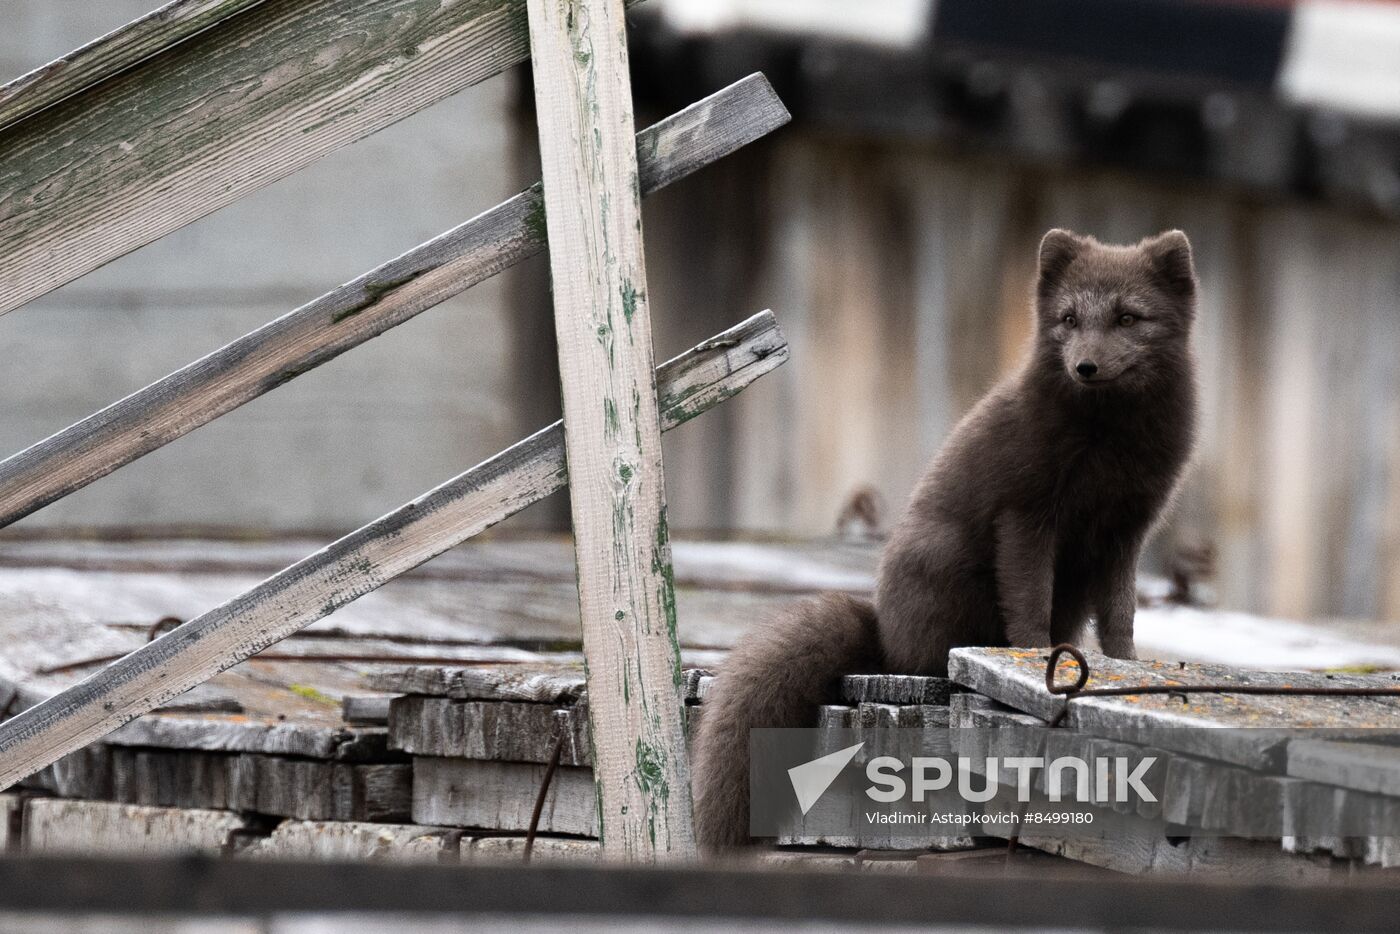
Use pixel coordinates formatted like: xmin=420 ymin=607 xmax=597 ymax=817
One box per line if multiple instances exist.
xmin=1142 ymin=230 xmax=1196 ymax=300
xmin=1038 ymin=229 xmax=1082 ymax=291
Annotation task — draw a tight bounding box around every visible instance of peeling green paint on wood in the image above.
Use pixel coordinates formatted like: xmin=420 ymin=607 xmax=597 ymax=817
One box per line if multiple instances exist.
xmin=524 ymin=183 xmax=549 ymax=243
xmin=527 ymin=0 xmax=697 ymax=860
xmin=621 ymin=281 xmax=642 ymax=325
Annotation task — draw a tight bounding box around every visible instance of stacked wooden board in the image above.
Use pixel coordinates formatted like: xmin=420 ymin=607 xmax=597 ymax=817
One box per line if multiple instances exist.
xmin=0 ymin=536 xmax=880 ymax=865
xmin=948 ymin=647 xmax=1400 ymax=876
xmin=6 ymin=537 xmax=1400 ymax=874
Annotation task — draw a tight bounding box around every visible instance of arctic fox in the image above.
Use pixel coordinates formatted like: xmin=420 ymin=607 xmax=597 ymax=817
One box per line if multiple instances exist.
xmin=693 ymin=229 xmax=1199 ymax=849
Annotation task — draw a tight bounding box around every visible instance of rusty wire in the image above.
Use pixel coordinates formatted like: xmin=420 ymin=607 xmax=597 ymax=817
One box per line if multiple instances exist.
xmin=524 ymin=731 xmax=568 ymax=864
xmin=1005 ymin=642 xmax=1400 ymax=862
xmin=1044 ymin=642 xmax=1400 ymax=726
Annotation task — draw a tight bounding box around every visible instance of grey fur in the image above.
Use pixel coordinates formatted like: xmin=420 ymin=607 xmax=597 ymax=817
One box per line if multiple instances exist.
xmin=693 ymin=230 xmax=1199 ymax=850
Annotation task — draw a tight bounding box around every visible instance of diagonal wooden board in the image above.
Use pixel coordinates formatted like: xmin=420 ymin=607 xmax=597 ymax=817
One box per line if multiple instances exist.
xmin=949 ymin=646 xmax=1400 ymax=771
xmin=0 ymin=0 xmax=656 ymax=316
xmin=0 ymin=0 xmax=270 ymax=132
xmin=0 ymin=311 xmax=788 ymax=791
xmin=0 ymin=74 xmax=790 ymax=530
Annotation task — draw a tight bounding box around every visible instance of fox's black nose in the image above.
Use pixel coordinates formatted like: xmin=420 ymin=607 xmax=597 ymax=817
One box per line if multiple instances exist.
xmin=1076 ymin=361 xmax=1098 ymax=377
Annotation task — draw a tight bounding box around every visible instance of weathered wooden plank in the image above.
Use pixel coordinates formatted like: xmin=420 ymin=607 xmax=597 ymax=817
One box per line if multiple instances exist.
xmin=948 ymin=647 xmax=1400 ymax=771
xmin=108 ymin=746 xmax=411 ymax=821
xmin=342 ymin=696 xmax=393 ymax=726
xmin=947 ymin=691 xmax=1011 ymax=730
xmin=0 ymin=794 xmax=20 ymax=852
xmin=527 ymin=0 xmax=693 ymax=860
xmin=0 ymin=311 xmax=789 ymax=792
xmin=757 ymin=850 xmax=859 ymax=871
xmin=0 ymin=0 xmax=270 ymax=132
xmin=0 ymin=599 xmax=142 ymax=712
xmin=842 ymin=674 xmax=954 ymax=706
xmin=20 ymin=744 xmax=115 ymax=800
xmin=388 ymin=696 xmax=590 ymax=766
xmin=998 ymin=820 xmax=1347 ymax=880
xmin=371 ymin=662 xmax=718 ymax=704
xmin=106 ymin=710 xmax=386 ymax=760
xmin=238 ymin=819 xmax=464 ymax=863
xmin=0 ymin=541 xmax=866 ymax=659
xmin=370 ymin=664 xmax=586 ymax=704
xmin=411 ymin=757 xmax=597 ymax=836
xmin=22 ymin=799 xmax=246 ymax=856
xmin=242 ymin=758 xmax=412 ymax=823
xmin=469 ymin=835 xmax=600 ymax=862
xmin=0 ymin=0 xmax=658 ymax=316
xmin=111 ymin=747 xmax=239 ymax=811
xmin=854 ymin=851 xmax=925 ymax=874
xmin=781 ymin=702 xmax=965 ymax=852
xmin=0 ymin=853 xmax=1395 ymax=926
xmin=817 ymin=704 xmax=855 ymax=730
xmin=1288 ymin=738 xmax=1400 ymax=798
xmin=948 ymin=707 xmax=1400 ymax=857
xmin=0 ymin=75 xmax=790 ymax=529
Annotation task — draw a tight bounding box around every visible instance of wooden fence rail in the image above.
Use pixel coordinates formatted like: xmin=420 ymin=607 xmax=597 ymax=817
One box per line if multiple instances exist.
xmin=0 ymin=311 xmax=788 ymax=792
xmin=0 ymin=0 xmax=639 ymax=316
xmin=0 ymin=75 xmax=787 ymax=529
xmin=0 ymin=0 xmax=270 ymax=131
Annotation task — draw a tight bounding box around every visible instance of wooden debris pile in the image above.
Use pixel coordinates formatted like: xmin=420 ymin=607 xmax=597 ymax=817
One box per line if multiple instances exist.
xmin=7 ymin=647 xmax=1400 ymax=876
xmin=948 ymin=647 xmax=1400 ymax=876
xmin=6 ymin=539 xmax=1400 ymax=873
xmin=0 ymin=536 xmax=873 ymax=863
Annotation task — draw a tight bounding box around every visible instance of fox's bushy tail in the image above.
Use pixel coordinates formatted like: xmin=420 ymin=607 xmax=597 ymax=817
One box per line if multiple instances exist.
xmin=692 ymin=593 xmax=881 ymax=850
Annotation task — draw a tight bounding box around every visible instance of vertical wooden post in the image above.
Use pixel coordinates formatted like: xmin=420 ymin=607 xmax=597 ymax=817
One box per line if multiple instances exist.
xmin=525 ymin=0 xmax=695 ymax=858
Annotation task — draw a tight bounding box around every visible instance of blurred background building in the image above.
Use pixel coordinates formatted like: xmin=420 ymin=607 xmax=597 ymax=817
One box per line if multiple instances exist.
xmin=4 ymin=0 xmax=1400 ymax=626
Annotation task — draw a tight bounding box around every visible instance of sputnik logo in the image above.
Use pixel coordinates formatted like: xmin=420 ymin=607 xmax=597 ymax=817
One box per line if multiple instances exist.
xmin=787 ymin=742 xmax=864 ymax=815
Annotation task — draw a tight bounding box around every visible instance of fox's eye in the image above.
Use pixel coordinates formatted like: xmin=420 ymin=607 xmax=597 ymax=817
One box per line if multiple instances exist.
xmin=1118 ymin=313 xmax=1136 ymax=326
xmin=1061 ymin=313 xmax=1077 ymax=328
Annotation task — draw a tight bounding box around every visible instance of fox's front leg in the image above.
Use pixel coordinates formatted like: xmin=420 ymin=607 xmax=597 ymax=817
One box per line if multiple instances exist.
xmin=1094 ymin=544 xmax=1140 ymax=660
xmin=994 ymin=512 xmax=1055 ymax=646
